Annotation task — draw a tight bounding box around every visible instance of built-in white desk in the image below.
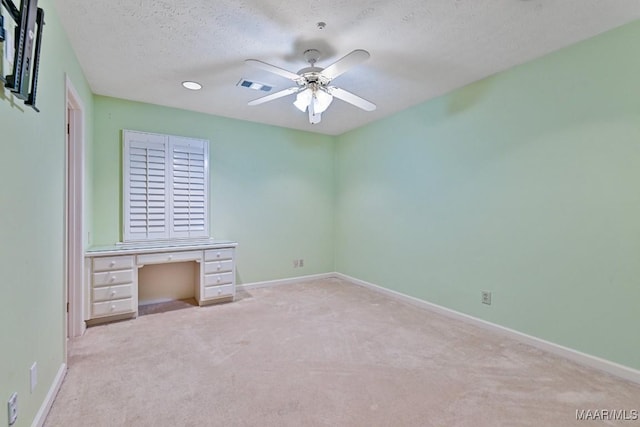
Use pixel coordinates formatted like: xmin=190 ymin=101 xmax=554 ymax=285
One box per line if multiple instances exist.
xmin=85 ymin=240 xmax=237 ymax=324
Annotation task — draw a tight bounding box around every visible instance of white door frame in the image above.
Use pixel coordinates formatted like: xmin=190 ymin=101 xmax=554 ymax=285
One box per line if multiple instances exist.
xmin=65 ymin=75 xmax=86 ymax=341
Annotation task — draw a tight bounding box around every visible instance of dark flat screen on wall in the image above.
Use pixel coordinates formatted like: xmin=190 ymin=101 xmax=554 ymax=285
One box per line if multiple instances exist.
xmin=1 ymin=0 xmax=44 ymax=111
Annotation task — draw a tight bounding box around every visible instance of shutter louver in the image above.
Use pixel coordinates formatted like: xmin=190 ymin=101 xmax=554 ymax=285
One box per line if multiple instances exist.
xmin=123 ymin=132 xmax=170 ymax=241
xmin=170 ymin=138 xmax=209 ymax=239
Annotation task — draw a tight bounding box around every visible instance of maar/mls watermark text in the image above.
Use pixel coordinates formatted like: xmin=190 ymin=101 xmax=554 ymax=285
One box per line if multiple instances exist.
xmin=576 ymin=409 xmax=638 ymax=422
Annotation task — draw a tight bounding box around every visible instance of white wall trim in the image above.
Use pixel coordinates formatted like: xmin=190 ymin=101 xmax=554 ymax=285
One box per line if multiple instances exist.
xmin=334 ymin=272 xmax=640 ymax=385
xmin=64 ymin=75 xmax=86 ymax=340
xmin=237 ymin=272 xmax=335 ymax=291
xmin=31 ymin=363 xmax=67 ymax=427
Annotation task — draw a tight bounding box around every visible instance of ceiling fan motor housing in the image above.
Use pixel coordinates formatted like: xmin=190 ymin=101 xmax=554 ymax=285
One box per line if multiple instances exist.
xmin=297 ymin=67 xmax=330 ymax=88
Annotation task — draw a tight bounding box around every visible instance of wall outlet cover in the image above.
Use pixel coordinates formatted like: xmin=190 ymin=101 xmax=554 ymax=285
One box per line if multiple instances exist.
xmin=7 ymin=392 xmax=18 ymax=425
xmin=481 ymin=291 xmax=492 ymax=305
xmin=30 ymin=362 xmax=37 ymax=393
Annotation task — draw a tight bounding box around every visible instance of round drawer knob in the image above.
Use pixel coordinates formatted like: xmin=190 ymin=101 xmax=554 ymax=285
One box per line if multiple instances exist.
xmin=110 ymin=261 xmax=116 ymax=267
xmin=110 ymin=276 xmax=116 ymax=281
xmin=111 ymin=291 xmax=116 ymax=296
xmin=217 ymin=276 xmax=221 ymax=283
xmin=111 ymin=305 xmax=116 ymax=311
xmin=217 ymin=265 xmax=221 ymax=271
xmin=218 ymin=289 xmax=222 ymax=295
xmin=216 ymin=252 xmax=221 ymax=258
xmin=168 ymin=255 xmax=173 ymax=260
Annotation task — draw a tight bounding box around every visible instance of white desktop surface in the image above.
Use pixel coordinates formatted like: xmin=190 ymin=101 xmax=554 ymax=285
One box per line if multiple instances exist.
xmin=85 ymin=240 xmax=237 ymax=257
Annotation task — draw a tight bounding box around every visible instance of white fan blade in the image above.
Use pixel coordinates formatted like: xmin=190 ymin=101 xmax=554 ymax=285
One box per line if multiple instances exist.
xmin=245 ymin=59 xmax=303 ymax=82
xmin=321 ymin=50 xmax=370 ymax=80
xmin=248 ymin=87 xmax=300 ymax=106
xmin=328 ymin=87 xmax=376 ymax=111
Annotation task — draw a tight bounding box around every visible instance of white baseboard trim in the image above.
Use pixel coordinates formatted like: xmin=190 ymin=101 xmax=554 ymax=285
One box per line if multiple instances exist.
xmin=334 ymin=272 xmax=640 ymax=385
xmin=31 ymin=362 xmax=67 ymax=427
xmin=238 ymin=272 xmax=336 ymax=291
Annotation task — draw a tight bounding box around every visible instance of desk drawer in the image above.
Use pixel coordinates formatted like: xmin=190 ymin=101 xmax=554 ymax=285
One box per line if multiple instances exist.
xmin=203 ymin=283 xmax=234 ymax=300
xmin=92 ymin=298 xmax=135 ymax=317
xmin=93 ymin=284 xmax=134 ymax=302
xmin=204 ymin=272 xmax=234 ymax=286
xmin=137 ymin=250 xmax=202 ymax=265
xmin=93 ymin=270 xmax=134 ymax=287
xmin=204 ymin=260 xmax=234 ymax=274
xmin=205 ymin=248 xmax=234 ymax=261
xmin=93 ymin=255 xmax=134 ymax=272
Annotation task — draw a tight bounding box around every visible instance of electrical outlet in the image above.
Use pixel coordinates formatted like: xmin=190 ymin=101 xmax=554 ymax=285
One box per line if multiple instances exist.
xmin=481 ymin=290 xmax=492 ymax=305
xmin=299 ymin=259 xmax=304 ymax=268
xmin=293 ymin=259 xmax=299 ymax=268
xmin=30 ymin=362 xmax=37 ymax=393
xmin=7 ymin=392 xmax=17 ymax=426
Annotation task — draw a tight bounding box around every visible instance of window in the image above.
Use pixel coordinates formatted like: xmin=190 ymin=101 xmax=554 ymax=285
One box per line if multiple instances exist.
xmin=122 ymin=130 xmax=209 ymax=242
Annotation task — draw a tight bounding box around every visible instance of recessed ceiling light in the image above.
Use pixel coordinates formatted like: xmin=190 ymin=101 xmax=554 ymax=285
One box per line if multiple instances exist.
xmin=182 ymin=81 xmax=202 ymax=90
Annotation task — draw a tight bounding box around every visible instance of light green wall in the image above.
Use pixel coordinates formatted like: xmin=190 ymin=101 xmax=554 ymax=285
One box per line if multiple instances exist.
xmin=0 ymin=0 xmax=94 ymax=425
xmin=92 ymin=96 xmax=335 ymax=283
xmin=335 ymin=21 xmax=640 ymax=370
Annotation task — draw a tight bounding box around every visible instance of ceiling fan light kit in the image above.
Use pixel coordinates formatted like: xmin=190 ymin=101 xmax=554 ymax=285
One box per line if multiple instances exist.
xmin=245 ymin=49 xmax=376 ymax=124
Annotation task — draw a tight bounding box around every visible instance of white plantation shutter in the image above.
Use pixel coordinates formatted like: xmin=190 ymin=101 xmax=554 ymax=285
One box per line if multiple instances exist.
xmin=169 ymin=137 xmax=209 ymax=239
xmin=123 ymin=131 xmax=169 ymax=241
xmin=123 ymin=130 xmax=209 ymax=242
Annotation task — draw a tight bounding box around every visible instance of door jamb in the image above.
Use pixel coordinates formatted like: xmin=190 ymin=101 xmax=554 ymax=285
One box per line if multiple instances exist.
xmin=64 ymin=75 xmax=86 ymax=344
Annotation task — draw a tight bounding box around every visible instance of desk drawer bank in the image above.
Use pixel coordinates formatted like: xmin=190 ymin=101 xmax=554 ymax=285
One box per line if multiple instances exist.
xmin=85 ymin=241 xmax=237 ymax=324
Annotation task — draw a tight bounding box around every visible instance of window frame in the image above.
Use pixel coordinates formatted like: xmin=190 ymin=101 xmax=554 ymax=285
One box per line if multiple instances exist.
xmin=122 ymin=129 xmax=210 ymax=243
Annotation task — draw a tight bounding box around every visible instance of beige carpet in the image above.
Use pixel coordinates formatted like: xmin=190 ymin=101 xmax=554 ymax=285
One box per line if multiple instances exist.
xmin=138 ymin=298 xmax=198 ymax=316
xmin=45 ymin=278 xmax=639 ymax=426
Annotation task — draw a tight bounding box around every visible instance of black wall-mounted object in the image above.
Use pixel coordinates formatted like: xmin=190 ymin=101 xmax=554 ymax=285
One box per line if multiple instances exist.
xmin=1 ymin=0 xmax=45 ymax=112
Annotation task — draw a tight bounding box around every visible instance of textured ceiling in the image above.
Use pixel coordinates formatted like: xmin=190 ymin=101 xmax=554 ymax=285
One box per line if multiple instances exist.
xmin=52 ymin=0 xmax=640 ymax=135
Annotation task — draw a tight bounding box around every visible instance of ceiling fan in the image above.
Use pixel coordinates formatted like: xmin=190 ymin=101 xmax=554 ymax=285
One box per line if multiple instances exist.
xmin=245 ymin=49 xmax=376 ymax=124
